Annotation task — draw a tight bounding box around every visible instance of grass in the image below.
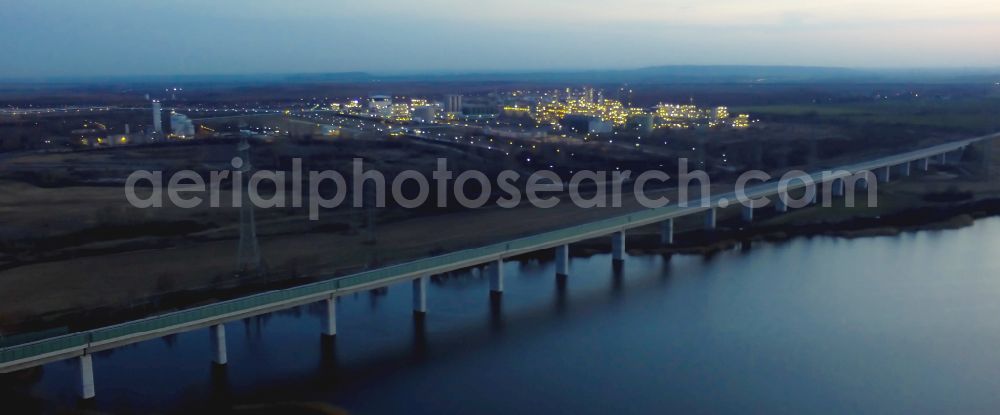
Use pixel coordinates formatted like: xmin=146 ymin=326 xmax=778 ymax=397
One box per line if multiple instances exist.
xmin=733 ymin=98 xmax=1000 ymax=132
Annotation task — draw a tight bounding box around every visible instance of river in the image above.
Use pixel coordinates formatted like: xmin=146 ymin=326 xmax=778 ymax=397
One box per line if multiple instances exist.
xmin=9 ymin=217 xmax=1000 ymax=414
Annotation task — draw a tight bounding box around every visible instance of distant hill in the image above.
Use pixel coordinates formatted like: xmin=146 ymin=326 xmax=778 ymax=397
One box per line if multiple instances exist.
xmin=394 ymin=65 xmax=862 ymax=83
xmin=375 ymin=65 xmax=999 ymax=84
xmin=2 ymin=65 xmax=998 ymax=87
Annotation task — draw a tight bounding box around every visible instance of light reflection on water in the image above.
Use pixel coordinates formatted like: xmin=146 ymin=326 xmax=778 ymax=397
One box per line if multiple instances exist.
xmin=9 ymin=217 xmax=1000 ymax=414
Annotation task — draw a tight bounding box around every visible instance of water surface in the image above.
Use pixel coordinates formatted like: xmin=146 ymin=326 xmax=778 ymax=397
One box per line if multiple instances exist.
xmin=11 ymin=218 xmax=1000 ymax=414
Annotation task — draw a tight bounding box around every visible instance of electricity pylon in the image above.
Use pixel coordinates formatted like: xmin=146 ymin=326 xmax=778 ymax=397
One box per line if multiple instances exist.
xmin=237 ymin=137 xmax=262 ymax=275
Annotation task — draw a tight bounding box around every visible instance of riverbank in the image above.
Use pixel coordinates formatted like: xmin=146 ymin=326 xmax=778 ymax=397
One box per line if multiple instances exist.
xmin=13 ymin=215 xmax=1000 ymax=415
xmin=484 ymin=177 xmax=992 ymax=260
xmin=5 ymin=185 xmax=1000 ymax=346
xmin=619 ymin=198 xmax=1000 ymax=257
xmin=3 ymin=146 xmax=1000 ymax=341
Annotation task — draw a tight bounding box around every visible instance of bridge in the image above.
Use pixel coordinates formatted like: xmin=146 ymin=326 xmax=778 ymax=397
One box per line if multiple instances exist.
xmin=1 ymin=132 xmax=996 ymax=399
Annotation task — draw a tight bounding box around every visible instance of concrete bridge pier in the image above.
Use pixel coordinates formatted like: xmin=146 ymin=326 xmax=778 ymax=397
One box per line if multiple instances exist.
xmin=488 ymin=259 xmax=504 ymax=294
xmin=899 ymin=161 xmax=912 ymax=177
xmin=555 ymin=245 xmax=569 ymax=276
xmin=323 ymin=297 xmax=337 ymax=337
xmin=832 ymin=178 xmax=845 ymax=197
xmin=704 ymin=208 xmax=717 ymax=230
xmin=660 ymin=219 xmax=673 ymax=245
xmin=79 ymin=354 xmax=95 ymax=400
xmin=938 ymin=152 xmax=948 ymax=164
xmin=413 ymin=277 xmax=428 ymax=314
xmin=611 ymin=231 xmax=625 ymax=262
xmin=211 ymin=324 xmax=227 ymax=365
xmin=741 ymin=205 xmax=754 ymax=222
xmin=876 ymin=165 xmax=891 ymax=183
xmin=775 ymin=195 xmax=788 ymax=212
xmin=920 ymin=157 xmax=930 ymax=171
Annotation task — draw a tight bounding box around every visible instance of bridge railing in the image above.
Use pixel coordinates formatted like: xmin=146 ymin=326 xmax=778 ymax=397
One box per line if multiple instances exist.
xmin=2 ymin=133 xmax=994 ymax=368
xmin=0 ymin=185 xmax=817 ymax=365
xmin=0 ymin=207 xmax=668 ymax=365
xmin=0 ymin=333 xmax=89 ymax=366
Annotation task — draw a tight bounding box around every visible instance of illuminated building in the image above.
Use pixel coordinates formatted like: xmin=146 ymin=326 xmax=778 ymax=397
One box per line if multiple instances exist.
xmin=655 ymin=103 xmax=703 ymax=120
xmin=715 ymin=106 xmax=729 ymax=119
xmin=368 ymin=95 xmax=392 ymax=117
xmin=521 ymin=87 xmax=755 ymax=132
xmin=320 ymin=87 xmax=752 ymax=134
xmin=534 ymin=93 xmax=637 ymax=127
xmin=732 ymin=114 xmax=751 ymax=128
xmin=502 ymin=105 xmax=532 ymax=116
xmin=390 ymin=103 xmax=412 ymax=121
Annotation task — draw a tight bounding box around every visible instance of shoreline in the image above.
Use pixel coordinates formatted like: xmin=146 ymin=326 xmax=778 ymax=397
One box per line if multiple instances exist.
xmin=3 ymin=196 xmax=1000 ymax=345
xmin=552 ymin=196 xmax=1000 ymax=257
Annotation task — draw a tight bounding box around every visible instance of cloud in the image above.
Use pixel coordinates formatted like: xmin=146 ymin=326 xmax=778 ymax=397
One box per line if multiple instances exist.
xmin=1 ymin=0 xmax=998 ymax=77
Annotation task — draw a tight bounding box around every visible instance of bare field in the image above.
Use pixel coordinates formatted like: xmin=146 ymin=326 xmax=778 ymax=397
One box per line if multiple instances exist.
xmin=0 ymin=135 xmax=996 ymax=333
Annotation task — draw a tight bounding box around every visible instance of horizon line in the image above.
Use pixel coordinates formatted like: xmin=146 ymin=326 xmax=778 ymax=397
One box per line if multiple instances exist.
xmin=2 ymin=64 xmax=1000 ymax=85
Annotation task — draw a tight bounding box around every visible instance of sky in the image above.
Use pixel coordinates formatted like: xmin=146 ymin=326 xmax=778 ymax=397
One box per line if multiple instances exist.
xmin=2 ymin=0 xmax=999 ymax=79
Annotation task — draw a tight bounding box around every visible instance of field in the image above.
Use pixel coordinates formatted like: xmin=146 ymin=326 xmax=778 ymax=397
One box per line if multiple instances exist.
xmin=733 ymin=98 xmax=1000 ymax=133
xmin=2 ymin=82 xmax=999 ymax=339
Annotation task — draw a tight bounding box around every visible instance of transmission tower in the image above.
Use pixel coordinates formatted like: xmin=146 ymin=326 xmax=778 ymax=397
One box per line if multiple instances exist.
xmin=237 ymin=137 xmax=262 ymax=275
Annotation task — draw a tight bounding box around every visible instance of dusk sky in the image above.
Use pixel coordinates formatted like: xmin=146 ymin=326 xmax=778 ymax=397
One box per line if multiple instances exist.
xmin=2 ymin=0 xmax=999 ymax=78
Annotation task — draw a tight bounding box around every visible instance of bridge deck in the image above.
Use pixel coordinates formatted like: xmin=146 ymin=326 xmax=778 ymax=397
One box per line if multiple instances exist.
xmin=1 ymin=133 xmax=995 ymax=372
